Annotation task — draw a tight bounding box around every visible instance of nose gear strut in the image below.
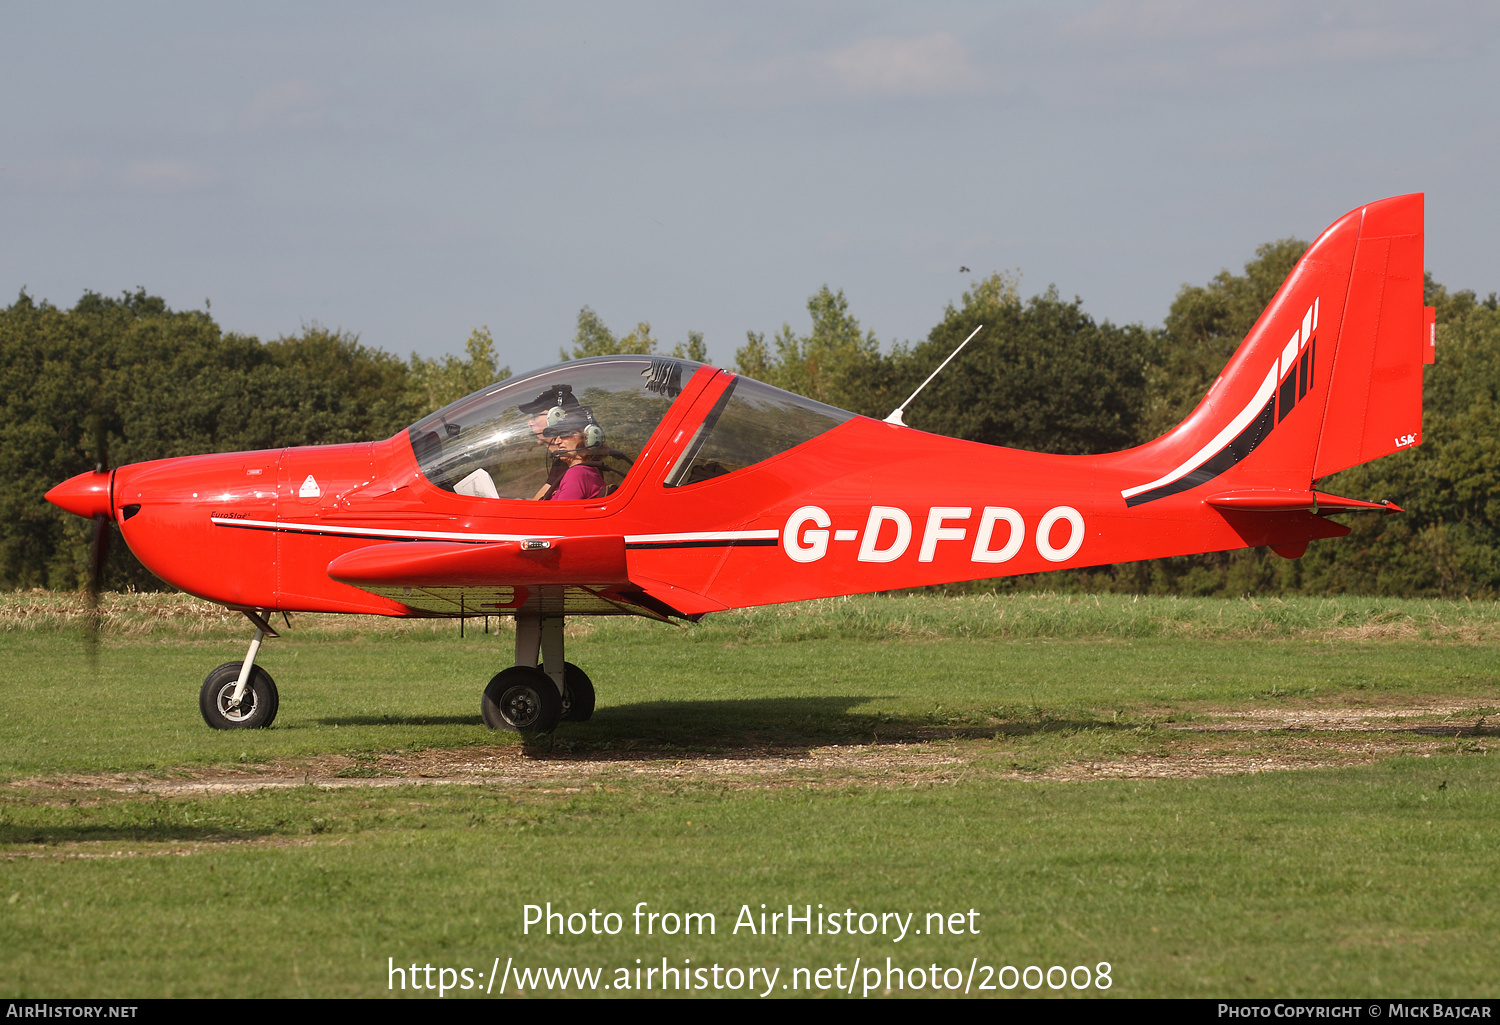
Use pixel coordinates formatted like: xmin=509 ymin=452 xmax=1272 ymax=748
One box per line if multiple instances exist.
xmin=198 ymin=609 xmax=282 ymax=730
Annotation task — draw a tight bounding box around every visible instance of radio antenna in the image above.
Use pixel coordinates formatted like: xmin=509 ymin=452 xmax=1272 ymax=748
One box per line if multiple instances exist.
xmin=884 ymin=324 xmax=983 ymax=426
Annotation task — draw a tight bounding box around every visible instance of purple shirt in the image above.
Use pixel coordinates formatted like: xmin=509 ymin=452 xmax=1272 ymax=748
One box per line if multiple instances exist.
xmin=549 ymin=464 xmax=604 ymax=500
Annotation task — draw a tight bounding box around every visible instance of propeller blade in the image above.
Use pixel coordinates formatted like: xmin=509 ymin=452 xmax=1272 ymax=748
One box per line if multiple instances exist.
xmin=85 ymin=512 xmax=112 ymax=661
xmin=85 ymin=413 xmax=111 ymax=661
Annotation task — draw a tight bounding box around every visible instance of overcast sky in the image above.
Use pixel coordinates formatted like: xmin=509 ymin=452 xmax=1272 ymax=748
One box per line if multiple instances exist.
xmin=2 ymin=1 xmax=1496 ymax=369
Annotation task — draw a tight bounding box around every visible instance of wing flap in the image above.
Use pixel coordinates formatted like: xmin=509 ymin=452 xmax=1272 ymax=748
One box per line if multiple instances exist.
xmin=349 ymin=582 xmax=672 ymax=621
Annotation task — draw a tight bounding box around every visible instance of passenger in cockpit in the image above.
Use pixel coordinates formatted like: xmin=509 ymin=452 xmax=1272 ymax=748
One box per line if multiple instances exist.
xmin=542 ymin=408 xmax=606 ymax=500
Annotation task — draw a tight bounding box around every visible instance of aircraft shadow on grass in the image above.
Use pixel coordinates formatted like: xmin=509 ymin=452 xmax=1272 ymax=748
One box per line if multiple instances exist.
xmin=315 ymin=714 xmax=478 ymax=727
xmin=318 ymin=695 xmax=1148 ymax=756
xmin=0 ymin=822 xmax=267 ymax=845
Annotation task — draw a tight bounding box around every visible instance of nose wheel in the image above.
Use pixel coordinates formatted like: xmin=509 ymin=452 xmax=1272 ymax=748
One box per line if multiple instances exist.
xmin=200 ymin=610 xmax=281 ymax=730
xmin=200 ymin=662 xmax=280 ymax=729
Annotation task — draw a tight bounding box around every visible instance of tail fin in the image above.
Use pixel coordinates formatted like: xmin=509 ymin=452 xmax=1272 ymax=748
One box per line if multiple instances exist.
xmin=1119 ymin=194 xmax=1432 ymax=508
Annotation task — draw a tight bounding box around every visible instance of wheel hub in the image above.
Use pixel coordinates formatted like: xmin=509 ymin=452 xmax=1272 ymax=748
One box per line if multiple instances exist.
xmin=501 ymin=687 xmax=541 ymax=727
xmin=215 ymin=683 xmax=256 ymax=723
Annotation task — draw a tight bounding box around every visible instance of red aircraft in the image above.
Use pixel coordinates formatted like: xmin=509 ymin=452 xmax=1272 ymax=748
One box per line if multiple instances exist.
xmin=47 ymin=194 xmax=1434 ymax=734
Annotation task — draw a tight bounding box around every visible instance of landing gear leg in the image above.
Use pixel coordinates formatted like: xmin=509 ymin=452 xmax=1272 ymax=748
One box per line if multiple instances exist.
xmin=536 ymin=616 xmax=594 ymax=722
xmin=559 ymin=663 xmax=595 ymax=723
xmin=481 ymin=614 xmax=563 ymax=733
xmin=539 ymin=616 xmax=566 ymax=697
xmin=199 ymin=610 xmax=281 ymax=730
xmin=481 ymin=615 xmax=594 ymax=730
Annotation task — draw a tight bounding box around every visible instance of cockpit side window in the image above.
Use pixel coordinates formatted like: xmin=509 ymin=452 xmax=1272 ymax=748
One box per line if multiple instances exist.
xmin=407 ymin=357 xmax=696 ymax=500
xmin=663 ymin=377 xmax=856 ymax=487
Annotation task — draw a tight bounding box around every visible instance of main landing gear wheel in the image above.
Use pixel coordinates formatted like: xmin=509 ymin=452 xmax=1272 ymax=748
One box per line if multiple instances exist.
xmin=200 ymin=661 xmax=280 ymax=730
xmin=559 ymin=662 xmax=595 ymax=722
xmin=481 ymin=666 xmax=562 ymax=733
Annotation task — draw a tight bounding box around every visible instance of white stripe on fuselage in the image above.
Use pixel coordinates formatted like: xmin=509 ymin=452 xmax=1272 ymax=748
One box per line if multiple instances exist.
xmin=625 ymin=530 xmax=779 ymax=543
xmin=209 ymin=516 xmax=778 ymax=545
xmin=1120 ymin=364 xmax=1279 ymax=500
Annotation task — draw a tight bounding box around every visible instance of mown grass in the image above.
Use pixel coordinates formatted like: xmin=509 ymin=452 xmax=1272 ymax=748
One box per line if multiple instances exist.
xmin=2 ymin=618 xmax=1497 ymax=777
xmin=8 ymin=589 xmax=1500 ymax=642
xmin=2 ymin=592 xmax=1498 ymax=998
xmin=3 ymin=758 xmax=1497 ymax=998
xmin=3 ymin=592 xmax=1499 ymax=775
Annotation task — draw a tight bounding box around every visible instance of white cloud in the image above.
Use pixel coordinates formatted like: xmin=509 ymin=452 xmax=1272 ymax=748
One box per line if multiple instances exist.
xmin=825 ymin=33 xmax=982 ymax=97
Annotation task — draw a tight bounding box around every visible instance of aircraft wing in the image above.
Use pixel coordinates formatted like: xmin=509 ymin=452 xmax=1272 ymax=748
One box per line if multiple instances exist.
xmin=325 ymin=535 xmax=691 ymax=621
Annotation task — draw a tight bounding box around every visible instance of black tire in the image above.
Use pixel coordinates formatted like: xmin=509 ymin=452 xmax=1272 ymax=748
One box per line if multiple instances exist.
xmin=559 ymin=662 xmax=595 ymax=722
xmin=481 ymin=666 xmax=562 ymax=733
xmin=200 ymin=662 xmax=279 ymax=730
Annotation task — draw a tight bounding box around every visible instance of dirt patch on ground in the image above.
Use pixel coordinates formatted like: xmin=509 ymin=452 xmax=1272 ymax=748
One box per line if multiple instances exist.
xmin=11 ymin=702 xmax=1492 ymax=794
xmin=1021 ymin=736 xmax=1447 ymax=782
xmin=1010 ymin=702 xmax=1492 ymax=781
xmin=17 ymin=744 xmax=965 ymax=796
xmin=1 ymin=835 xmax=322 ymax=861
xmin=1176 ymin=700 xmax=1495 ymax=733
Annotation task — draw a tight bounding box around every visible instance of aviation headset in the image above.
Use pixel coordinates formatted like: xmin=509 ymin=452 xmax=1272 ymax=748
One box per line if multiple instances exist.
xmin=546 ymin=405 xmax=604 ymax=449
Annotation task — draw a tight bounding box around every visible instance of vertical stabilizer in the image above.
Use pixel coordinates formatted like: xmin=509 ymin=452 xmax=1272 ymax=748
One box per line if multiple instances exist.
xmin=1311 ymin=194 xmax=1429 ymax=479
xmin=1117 ymin=194 xmax=1431 ymax=507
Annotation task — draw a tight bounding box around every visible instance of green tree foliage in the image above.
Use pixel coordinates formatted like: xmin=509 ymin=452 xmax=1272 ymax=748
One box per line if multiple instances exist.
xmin=562 ymin=307 xmax=658 ymax=360
xmin=0 ymin=290 xmax=502 ymax=590
xmin=671 ymin=330 xmax=708 ymax=362
xmin=564 ymin=306 xmax=711 ymax=363
xmin=1141 ymin=239 xmax=1308 ymax=440
xmin=734 ymin=286 xmax=883 ymax=412
xmin=408 ymin=326 xmax=511 ymax=413
xmin=735 ymin=275 xmax=1151 ymax=454
xmin=890 ymin=275 xmax=1152 ymax=454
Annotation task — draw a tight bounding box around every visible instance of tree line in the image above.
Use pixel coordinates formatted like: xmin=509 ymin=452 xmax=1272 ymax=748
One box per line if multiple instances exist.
xmin=3 ymin=240 xmax=1496 ymax=597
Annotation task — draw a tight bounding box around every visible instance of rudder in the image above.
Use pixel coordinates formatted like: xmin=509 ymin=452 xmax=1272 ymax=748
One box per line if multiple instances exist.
xmin=1312 ymin=194 xmax=1432 ymax=480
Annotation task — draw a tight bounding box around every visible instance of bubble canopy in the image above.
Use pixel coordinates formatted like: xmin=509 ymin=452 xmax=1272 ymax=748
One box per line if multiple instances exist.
xmin=406 ymin=356 xmax=856 ymax=500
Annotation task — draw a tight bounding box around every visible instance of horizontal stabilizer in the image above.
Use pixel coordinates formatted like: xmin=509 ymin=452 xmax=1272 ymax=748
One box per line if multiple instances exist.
xmin=328 ymin=535 xmax=629 ymax=588
xmin=1205 ymin=490 xmax=1401 ymax=514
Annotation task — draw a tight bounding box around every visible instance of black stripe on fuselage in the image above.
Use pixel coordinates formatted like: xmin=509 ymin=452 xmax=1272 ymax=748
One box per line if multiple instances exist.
xmin=1124 ymin=397 xmax=1278 ymax=508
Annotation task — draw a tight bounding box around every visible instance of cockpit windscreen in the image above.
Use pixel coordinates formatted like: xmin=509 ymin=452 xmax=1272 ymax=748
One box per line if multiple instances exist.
xmin=407 ymin=356 xmax=694 ymax=500
xmin=663 ymin=377 xmax=855 ymax=487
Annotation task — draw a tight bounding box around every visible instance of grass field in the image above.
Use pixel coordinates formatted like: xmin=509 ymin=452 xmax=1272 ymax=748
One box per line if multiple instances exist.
xmin=2 ymin=592 xmax=1498 ymax=998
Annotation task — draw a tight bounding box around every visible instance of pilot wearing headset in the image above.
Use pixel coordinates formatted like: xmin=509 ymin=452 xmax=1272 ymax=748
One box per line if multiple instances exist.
xmin=518 ymin=386 xmax=581 ymax=500
xmin=540 ymin=407 xmax=606 ymax=500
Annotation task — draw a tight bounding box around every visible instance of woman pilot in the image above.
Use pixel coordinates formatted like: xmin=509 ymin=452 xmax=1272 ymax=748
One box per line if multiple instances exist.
xmin=541 ymin=408 xmax=606 ymax=501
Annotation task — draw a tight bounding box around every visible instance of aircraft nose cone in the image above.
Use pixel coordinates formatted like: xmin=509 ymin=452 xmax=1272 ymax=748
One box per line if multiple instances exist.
xmin=45 ymin=470 xmax=113 ymax=519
